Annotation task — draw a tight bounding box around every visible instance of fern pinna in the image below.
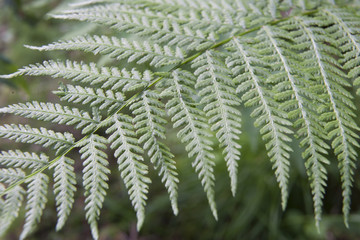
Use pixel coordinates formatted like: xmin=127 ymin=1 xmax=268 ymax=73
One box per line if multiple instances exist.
xmin=1 ymin=0 xmax=360 ymax=239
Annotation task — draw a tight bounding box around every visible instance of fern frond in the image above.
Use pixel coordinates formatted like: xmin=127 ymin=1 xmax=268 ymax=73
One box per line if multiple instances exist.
xmin=275 ymin=17 xmax=334 ymax=226
xmin=52 ymin=7 xmax=215 ymax=50
xmin=54 ymin=85 xmax=124 ymax=114
xmin=0 ymin=60 xmax=146 ymax=90
xmin=0 ymin=168 xmax=26 ymax=184
xmin=322 ymin=8 xmax=360 ymax=54
xmin=106 ymin=114 xmax=151 ymax=230
xmin=0 ymin=150 xmax=48 ymax=170
xmin=252 ymin=25 xmax=296 ymax=208
xmin=27 ymin=36 xmax=185 ymax=67
xmin=72 ymin=1 xmax=246 ymax=33
xmin=193 ymin=50 xmax=241 ymax=196
xmin=321 ymin=8 xmax=360 ymax=94
xmin=20 ymin=173 xmax=49 ymax=240
xmin=0 ymin=186 xmax=25 ymax=236
xmin=0 ymin=124 xmax=74 ymax=153
xmin=99 ymin=68 xmax=152 ymax=92
xmin=2 ymin=1 xmax=360 ymax=238
xmin=293 ymin=15 xmax=360 ymax=226
xmin=51 ymin=156 xmax=76 ymax=231
xmin=78 ymin=134 xmax=110 ymax=240
xmin=148 ymin=0 xmax=226 ymax=11
xmin=161 ymin=70 xmax=217 ymax=219
xmin=149 ymin=0 xmax=262 ymax=31
xmin=227 ymin=36 xmax=293 ymax=209
xmin=130 ymin=89 xmax=179 ymax=215
xmin=268 ymin=0 xmax=279 ymax=18
xmin=0 ymin=101 xmax=98 ymax=134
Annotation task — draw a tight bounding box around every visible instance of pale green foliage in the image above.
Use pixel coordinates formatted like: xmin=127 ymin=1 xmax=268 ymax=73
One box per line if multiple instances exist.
xmin=0 ymin=185 xmax=25 ymax=236
xmin=130 ymin=89 xmax=179 ymax=214
xmin=161 ymin=70 xmax=217 ymax=218
xmin=226 ymin=36 xmax=293 ymax=209
xmin=27 ymin=36 xmax=185 ymax=67
xmin=78 ymin=134 xmax=110 ymax=240
xmin=1 ymin=0 xmax=360 ymax=239
xmin=106 ymin=113 xmax=151 ymax=230
xmin=1 ymin=101 xmax=98 ymax=133
xmin=0 ymin=168 xmax=26 ymax=184
xmin=193 ymin=50 xmax=242 ymax=197
xmin=52 ymin=156 xmax=76 ymax=231
xmin=0 ymin=150 xmax=48 ymax=170
xmin=20 ymin=173 xmax=49 ymax=240
xmin=55 ymin=84 xmax=124 ymax=113
xmin=0 ymin=124 xmax=74 ymax=153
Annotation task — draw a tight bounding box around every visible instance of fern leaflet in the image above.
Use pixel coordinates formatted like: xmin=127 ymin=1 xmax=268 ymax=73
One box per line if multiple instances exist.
xmin=0 ymin=150 xmax=48 ymax=170
xmin=0 ymin=101 xmax=98 ymax=134
xmin=20 ymin=173 xmax=49 ymax=240
xmin=193 ymin=50 xmax=242 ymax=196
xmin=52 ymin=156 xmax=77 ymax=231
xmin=0 ymin=186 xmax=25 ymax=236
xmin=130 ymin=89 xmax=179 ymax=214
xmin=162 ymin=70 xmax=217 ymax=219
xmin=78 ymin=134 xmax=110 ymax=240
xmin=106 ymin=114 xmax=151 ymax=229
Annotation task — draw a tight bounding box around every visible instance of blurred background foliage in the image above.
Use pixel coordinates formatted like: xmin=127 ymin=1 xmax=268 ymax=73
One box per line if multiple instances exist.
xmin=1 ymin=0 xmax=360 ymax=239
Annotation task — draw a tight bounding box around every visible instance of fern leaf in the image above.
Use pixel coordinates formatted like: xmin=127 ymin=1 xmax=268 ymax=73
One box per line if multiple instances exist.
xmin=27 ymin=36 xmax=184 ymax=67
xmin=78 ymin=134 xmax=110 ymax=240
xmin=0 ymin=101 xmax=98 ymax=134
xmin=0 ymin=60 xmax=146 ymax=90
xmin=294 ymin=16 xmax=360 ymax=227
xmin=193 ymin=50 xmax=242 ymax=196
xmin=76 ymin=1 xmax=245 ymax=34
xmin=0 ymin=150 xmax=48 ymax=170
xmin=106 ymin=114 xmax=151 ymax=230
xmin=322 ymin=8 xmax=360 ymax=54
xmin=0 ymin=186 xmax=25 ymax=237
xmin=268 ymin=0 xmax=279 ymax=18
xmin=54 ymin=85 xmax=124 ymax=114
xmin=0 ymin=168 xmax=26 ymax=184
xmin=157 ymin=0 xmax=268 ymax=33
xmin=51 ymin=156 xmax=76 ymax=231
xmin=52 ymin=6 xmax=214 ymax=50
xmin=130 ymin=89 xmax=179 ymax=215
xmin=0 ymin=124 xmax=74 ymax=153
xmin=98 ymin=68 xmax=151 ymax=92
xmin=321 ymin=8 xmax=360 ymax=94
xmin=20 ymin=173 xmax=49 ymax=240
xmin=161 ymin=69 xmax=217 ymax=219
xmin=0 ymin=60 xmax=153 ymax=92
xmin=150 ymin=0 xmax=249 ymax=29
xmin=277 ymin=18 xmax=335 ymax=228
xmin=2 ymin=1 xmax=360 ymax=238
xmin=276 ymin=17 xmax=337 ymax=226
xmin=145 ymin=0 xmax=218 ymax=11
xmin=227 ymin=36 xmax=293 ymax=209
xmin=253 ymin=26 xmax=296 ymax=209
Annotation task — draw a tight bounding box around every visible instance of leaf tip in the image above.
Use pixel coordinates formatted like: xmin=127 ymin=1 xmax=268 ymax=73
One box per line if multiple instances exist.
xmin=344 ymin=214 xmax=350 ymax=229
xmin=0 ymin=72 xmax=20 ymax=79
xmin=24 ymin=45 xmax=44 ymax=51
xmin=0 ymin=107 xmax=9 ymax=114
xmin=136 ymin=218 xmax=144 ymax=232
